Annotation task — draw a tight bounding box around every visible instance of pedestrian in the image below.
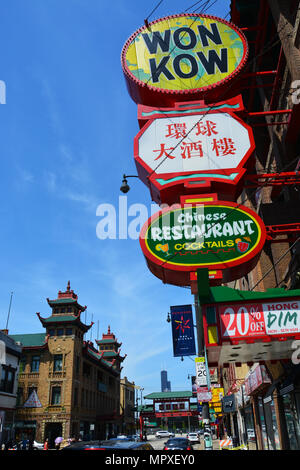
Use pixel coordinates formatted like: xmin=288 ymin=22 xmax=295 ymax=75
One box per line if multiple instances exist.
xmin=43 ymin=438 xmax=49 ymax=450
xmin=28 ymin=438 xmax=34 ymax=451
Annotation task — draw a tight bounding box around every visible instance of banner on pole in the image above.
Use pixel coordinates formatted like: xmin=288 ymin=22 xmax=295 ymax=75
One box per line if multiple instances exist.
xmin=171 ymin=305 xmax=196 ymax=357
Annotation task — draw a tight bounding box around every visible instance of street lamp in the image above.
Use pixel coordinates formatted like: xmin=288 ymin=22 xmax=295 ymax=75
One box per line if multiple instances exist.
xmin=120 ymin=174 xmax=139 ymax=193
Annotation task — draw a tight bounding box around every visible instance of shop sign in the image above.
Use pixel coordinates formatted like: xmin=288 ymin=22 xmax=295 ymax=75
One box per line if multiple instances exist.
xmin=195 ymin=357 xmax=208 ymax=387
xmin=139 ymin=201 xmax=266 ymax=286
xmin=203 ymin=286 xmax=300 ymax=367
xmin=244 ymin=365 xmax=271 ymax=396
xmin=171 ymin=304 xmax=196 ymax=357
xmin=220 ymin=299 xmax=300 ymax=340
xmin=135 ymin=97 xmax=255 ymax=204
xmin=121 ymin=13 xmax=248 ymax=106
xmin=222 ymin=394 xmax=236 ymax=413
xmin=197 ymin=386 xmax=212 ymax=403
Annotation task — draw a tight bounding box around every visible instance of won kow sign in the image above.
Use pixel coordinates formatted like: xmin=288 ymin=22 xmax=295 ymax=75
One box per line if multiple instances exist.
xmin=121 ymin=13 xmax=248 ymax=106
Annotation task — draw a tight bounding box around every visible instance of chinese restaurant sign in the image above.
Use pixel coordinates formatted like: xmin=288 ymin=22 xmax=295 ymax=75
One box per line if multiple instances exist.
xmin=121 ymin=14 xmax=248 ymax=106
xmin=139 ymin=201 xmax=266 ymax=287
xmin=203 ymin=286 xmax=300 ymax=366
xmin=171 ymin=304 xmax=196 ymax=357
xmin=135 ymin=96 xmax=254 ymax=204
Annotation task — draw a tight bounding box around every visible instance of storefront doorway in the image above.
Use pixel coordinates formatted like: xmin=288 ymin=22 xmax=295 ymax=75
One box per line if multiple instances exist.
xmin=44 ymin=422 xmax=63 ymax=448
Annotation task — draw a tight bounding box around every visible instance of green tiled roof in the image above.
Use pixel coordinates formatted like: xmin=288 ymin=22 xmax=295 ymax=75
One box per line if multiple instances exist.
xmin=49 ymin=298 xmax=78 ymax=304
xmin=96 ymin=339 xmax=118 ymax=344
xmin=144 ymin=391 xmax=193 ymax=400
xmin=102 ymin=351 xmax=118 ymax=357
xmin=10 ymin=333 xmax=46 ymax=348
xmin=41 ymin=315 xmax=78 ymax=322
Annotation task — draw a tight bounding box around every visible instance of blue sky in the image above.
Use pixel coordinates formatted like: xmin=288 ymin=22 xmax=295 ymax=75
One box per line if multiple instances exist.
xmin=0 ymin=0 xmax=230 ymax=398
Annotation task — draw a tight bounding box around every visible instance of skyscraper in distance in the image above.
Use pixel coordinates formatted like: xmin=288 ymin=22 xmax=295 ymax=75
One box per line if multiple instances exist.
xmin=161 ymin=369 xmax=171 ymax=392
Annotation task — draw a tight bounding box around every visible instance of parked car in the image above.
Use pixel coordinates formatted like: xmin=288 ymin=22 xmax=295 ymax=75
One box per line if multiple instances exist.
xmin=163 ymin=438 xmax=193 ymax=451
xmin=186 ymin=432 xmax=199 ymax=443
xmin=61 ymin=439 xmax=154 ymax=450
xmin=155 ymin=430 xmax=175 ymax=439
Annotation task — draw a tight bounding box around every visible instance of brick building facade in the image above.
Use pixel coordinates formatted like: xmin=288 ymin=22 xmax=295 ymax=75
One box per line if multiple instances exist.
xmin=10 ymin=283 xmax=125 ymax=447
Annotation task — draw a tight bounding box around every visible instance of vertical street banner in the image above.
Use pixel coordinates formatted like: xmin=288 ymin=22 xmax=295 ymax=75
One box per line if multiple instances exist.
xmin=171 ymin=304 xmax=196 ymax=357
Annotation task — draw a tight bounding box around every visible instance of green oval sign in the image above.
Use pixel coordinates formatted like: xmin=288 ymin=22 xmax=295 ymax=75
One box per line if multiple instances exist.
xmin=139 ymin=202 xmax=266 ymax=285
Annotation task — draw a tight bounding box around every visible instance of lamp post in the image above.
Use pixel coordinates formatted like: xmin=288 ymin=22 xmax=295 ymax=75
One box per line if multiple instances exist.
xmin=120 ymin=174 xmax=139 ymax=194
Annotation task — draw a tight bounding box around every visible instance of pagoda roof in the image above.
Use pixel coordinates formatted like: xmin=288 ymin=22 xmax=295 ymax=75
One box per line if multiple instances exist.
xmin=36 ymin=312 xmax=93 ymax=332
xmin=9 ymin=333 xmax=48 ymax=349
xmin=144 ymin=391 xmax=193 ymax=400
xmin=101 ymin=350 xmax=126 ymax=362
xmin=46 ymin=281 xmax=87 ymax=311
xmin=83 ymin=342 xmax=120 ymax=375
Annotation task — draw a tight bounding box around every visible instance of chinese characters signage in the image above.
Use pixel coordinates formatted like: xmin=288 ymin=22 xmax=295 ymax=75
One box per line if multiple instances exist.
xmin=171 ymin=304 xmax=196 ymax=357
xmin=134 ymin=97 xmax=255 ymax=204
xmin=121 ymin=14 xmax=248 ymax=106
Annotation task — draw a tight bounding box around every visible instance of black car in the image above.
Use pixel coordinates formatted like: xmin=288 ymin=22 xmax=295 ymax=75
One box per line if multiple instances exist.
xmin=62 ymin=439 xmax=154 ymax=450
xmin=163 ymin=438 xmax=194 ymax=451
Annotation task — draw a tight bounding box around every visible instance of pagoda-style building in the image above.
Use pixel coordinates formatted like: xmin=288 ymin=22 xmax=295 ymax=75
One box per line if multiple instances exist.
xmin=37 ymin=281 xmax=92 ymax=339
xmin=10 ymin=283 xmax=125 ymax=447
xmin=96 ymin=326 xmax=127 ymax=371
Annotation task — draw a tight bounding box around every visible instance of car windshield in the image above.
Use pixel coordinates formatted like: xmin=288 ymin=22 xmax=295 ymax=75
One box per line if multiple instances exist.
xmin=166 ymin=439 xmax=189 ymax=445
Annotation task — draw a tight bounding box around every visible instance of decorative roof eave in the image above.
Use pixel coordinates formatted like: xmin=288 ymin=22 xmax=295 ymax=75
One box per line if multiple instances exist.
xmin=96 ymin=339 xmax=122 ymax=348
xmin=46 ymin=297 xmax=87 ymax=311
xmin=36 ymin=312 xmax=93 ymax=333
xmin=101 ymin=351 xmax=127 ymax=362
xmin=83 ymin=343 xmax=120 ymax=376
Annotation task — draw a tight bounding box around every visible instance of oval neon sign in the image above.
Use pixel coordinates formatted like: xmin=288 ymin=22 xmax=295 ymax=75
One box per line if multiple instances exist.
xmin=121 ymin=14 xmax=248 ymax=106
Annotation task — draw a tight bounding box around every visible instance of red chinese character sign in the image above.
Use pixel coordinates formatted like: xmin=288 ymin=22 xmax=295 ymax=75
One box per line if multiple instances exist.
xmin=134 ymin=96 xmax=255 ymax=204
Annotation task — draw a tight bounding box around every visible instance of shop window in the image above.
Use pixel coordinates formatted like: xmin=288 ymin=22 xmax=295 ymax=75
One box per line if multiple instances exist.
xmin=53 ymin=354 xmax=63 ymax=372
xmin=30 ymin=355 xmax=40 ymax=373
xmin=51 ymin=386 xmax=61 ymax=405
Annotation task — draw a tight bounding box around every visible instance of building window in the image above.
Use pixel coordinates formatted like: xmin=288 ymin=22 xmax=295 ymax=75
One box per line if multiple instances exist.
xmin=67 ymin=307 xmax=72 ymax=313
xmin=16 ymin=387 xmax=23 ymax=406
xmin=74 ymin=388 xmax=78 ymax=407
xmin=19 ymin=357 xmax=26 ymax=374
xmin=57 ymin=328 xmax=64 ymax=336
xmin=83 ymin=362 xmax=91 ymax=377
xmin=51 ymin=386 xmax=61 ymax=405
xmin=30 ymin=355 xmax=40 ymax=373
xmin=65 ymin=328 xmax=73 ymax=336
xmin=53 ymin=354 xmax=63 ymax=372
xmin=75 ymin=356 xmax=80 ymax=375
xmin=48 ymin=329 xmax=55 ymax=337
xmin=0 ymin=366 xmax=15 ymax=393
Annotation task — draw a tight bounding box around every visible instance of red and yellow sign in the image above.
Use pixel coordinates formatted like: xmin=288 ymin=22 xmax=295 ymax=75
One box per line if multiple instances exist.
xmin=121 ymin=14 xmax=248 ymax=106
